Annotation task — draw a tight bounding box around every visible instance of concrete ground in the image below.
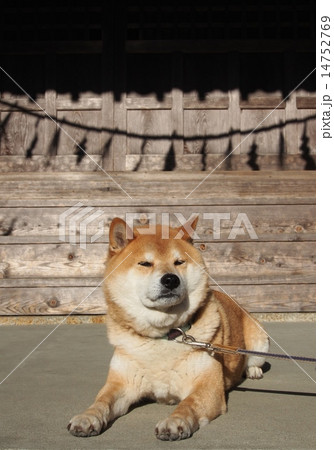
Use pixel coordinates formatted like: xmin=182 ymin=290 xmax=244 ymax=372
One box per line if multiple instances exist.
xmin=0 ymin=322 xmax=315 ymax=450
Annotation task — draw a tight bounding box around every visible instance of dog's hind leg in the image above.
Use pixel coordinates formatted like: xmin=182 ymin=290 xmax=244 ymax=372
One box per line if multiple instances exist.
xmin=245 ymin=335 xmax=269 ymax=379
xmin=243 ymin=319 xmax=270 ymax=380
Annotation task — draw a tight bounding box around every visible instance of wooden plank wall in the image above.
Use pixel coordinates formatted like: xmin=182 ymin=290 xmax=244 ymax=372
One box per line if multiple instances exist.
xmin=0 ymin=171 xmax=315 ymax=316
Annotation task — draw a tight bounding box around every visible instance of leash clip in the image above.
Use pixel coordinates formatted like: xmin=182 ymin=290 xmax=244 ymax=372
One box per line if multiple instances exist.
xmin=172 ymin=327 xmax=231 ymax=353
xmin=173 ymin=327 xmax=212 ymax=350
xmin=172 ymin=328 xmax=240 ymax=355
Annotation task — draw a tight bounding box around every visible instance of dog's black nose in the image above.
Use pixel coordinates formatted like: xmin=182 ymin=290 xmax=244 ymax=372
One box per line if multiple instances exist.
xmin=160 ymin=273 xmax=180 ymax=290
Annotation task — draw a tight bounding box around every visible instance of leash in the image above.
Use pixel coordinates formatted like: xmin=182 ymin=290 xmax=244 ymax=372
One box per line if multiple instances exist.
xmin=171 ymin=328 xmax=316 ymax=364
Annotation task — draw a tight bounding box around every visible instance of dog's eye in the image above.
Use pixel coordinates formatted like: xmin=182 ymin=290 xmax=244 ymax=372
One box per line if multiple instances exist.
xmin=138 ymin=261 xmax=153 ymax=267
xmin=174 ymin=259 xmax=185 ymax=266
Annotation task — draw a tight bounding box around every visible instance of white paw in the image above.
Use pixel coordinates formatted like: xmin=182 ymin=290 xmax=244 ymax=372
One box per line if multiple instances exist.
xmin=155 ymin=417 xmax=193 ymax=441
xmin=67 ymin=413 xmax=103 ymax=437
xmin=246 ymin=366 xmax=263 ymax=379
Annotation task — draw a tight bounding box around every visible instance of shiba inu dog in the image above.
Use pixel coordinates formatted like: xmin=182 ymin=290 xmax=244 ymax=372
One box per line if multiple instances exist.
xmin=68 ymin=217 xmax=269 ymax=441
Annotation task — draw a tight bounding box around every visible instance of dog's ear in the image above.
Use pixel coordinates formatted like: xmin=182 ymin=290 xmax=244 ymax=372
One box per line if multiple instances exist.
xmin=109 ymin=218 xmax=134 ymax=253
xmin=176 ymin=215 xmax=199 ymax=242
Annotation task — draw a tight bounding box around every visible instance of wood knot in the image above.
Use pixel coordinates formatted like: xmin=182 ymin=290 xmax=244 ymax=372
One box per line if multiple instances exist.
xmin=47 ymin=298 xmax=59 ymax=308
xmin=295 ymin=225 xmax=303 ymax=233
xmin=199 ymin=244 xmax=206 ymax=251
xmin=68 ymin=253 xmax=74 ymax=260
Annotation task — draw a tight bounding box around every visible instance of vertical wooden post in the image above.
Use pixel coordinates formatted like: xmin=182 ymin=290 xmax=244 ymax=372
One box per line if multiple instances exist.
xmin=45 ymin=53 xmax=57 ymax=162
xmin=112 ymin=4 xmax=127 ymax=171
xmin=284 ymin=52 xmax=298 ymax=156
xmin=101 ymin=2 xmax=114 ymax=171
xmin=171 ymin=52 xmax=184 ymax=164
xmin=227 ymin=52 xmax=241 ymax=167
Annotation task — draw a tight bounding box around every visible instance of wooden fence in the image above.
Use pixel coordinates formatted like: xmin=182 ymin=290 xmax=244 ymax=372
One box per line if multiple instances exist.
xmin=0 ymin=171 xmax=315 ymax=316
xmin=0 ymin=3 xmax=316 ymax=317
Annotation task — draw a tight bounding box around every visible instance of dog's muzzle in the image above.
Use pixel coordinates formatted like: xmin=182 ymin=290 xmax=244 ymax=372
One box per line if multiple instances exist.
xmin=147 ymin=273 xmax=184 ymax=309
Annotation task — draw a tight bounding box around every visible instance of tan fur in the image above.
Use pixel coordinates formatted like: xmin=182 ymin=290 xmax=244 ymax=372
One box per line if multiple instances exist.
xmin=68 ymin=218 xmax=269 ymax=441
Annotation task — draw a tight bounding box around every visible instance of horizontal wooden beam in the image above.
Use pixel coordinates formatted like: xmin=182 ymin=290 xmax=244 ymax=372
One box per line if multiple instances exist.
xmin=240 ymin=97 xmax=286 ymax=110
xmin=0 ymin=171 xmax=316 ymax=207
xmin=0 ymin=204 xmax=315 ymax=244
xmin=0 ymin=98 xmax=102 ymax=112
xmin=0 ymin=283 xmax=315 ymax=314
xmin=296 ymin=97 xmax=316 ymax=109
xmin=0 ymin=241 xmax=315 ymax=284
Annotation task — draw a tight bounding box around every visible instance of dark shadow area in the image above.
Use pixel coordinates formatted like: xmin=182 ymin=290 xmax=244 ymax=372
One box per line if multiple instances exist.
xmin=76 ymin=137 xmax=87 ymax=165
xmin=133 ymin=139 xmax=148 ymax=171
xmin=163 ymin=142 xmax=176 ymax=171
xmin=0 ymin=2 xmax=315 ymax=101
xmin=0 ymin=51 xmax=316 ymax=104
xmin=223 ymin=137 xmax=233 ymax=171
xmin=25 ymin=119 xmax=40 ymax=158
xmin=200 ymin=140 xmax=207 ymax=171
xmin=247 ymin=140 xmax=260 ymax=171
xmin=101 ymin=136 xmax=112 ymax=161
xmin=278 ymin=129 xmax=285 ymax=169
xmin=0 ymin=112 xmax=12 ymax=155
xmin=45 ymin=127 xmax=60 ymax=165
xmin=235 ymin=386 xmax=316 ymax=397
xmin=259 ymin=361 xmax=271 ymax=375
xmin=300 ymin=123 xmax=316 ymax=170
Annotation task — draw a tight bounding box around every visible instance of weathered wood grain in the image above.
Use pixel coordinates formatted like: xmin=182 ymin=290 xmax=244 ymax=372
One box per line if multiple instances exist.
xmin=184 ymin=110 xmax=230 ymax=155
xmin=126 ymin=97 xmax=173 ymax=110
xmin=0 ymin=111 xmax=45 ymax=156
xmin=56 ymin=98 xmax=102 ymax=111
xmin=57 ymin=110 xmax=102 ymax=156
xmin=0 ymin=153 xmax=314 ymax=173
xmin=0 ymin=286 xmax=104 ymax=315
xmin=0 ymin=204 xmax=315 ymax=243
xmin=240 ymin=98 xmax=286 ymax=109
xmin=0 ymin=171 xmax=316 ymax=206
xmin=296 ymin=97 xmax=316 ymax=109
xmin=0 ymin=171 xmax=315 ymax=314
xmin=127 ymin=110 xmax=172 ymax=155
xmin=240 ymin=109 xmax=286 ymax=155
xmin=125 ymin=154 xmax=312 ymax=171
xmin=0 ymin=155 xmax=103 ymax=173
xmin=0 ymin=283 xmax=315 ymax=315
xmin=197 ymin=241 xmax=315 ymax=284
xmin=0 ymin=241 xmax=315 ymax=284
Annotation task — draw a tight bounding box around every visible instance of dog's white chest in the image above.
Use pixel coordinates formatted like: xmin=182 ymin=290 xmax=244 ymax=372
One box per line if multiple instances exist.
xmin=110 ymin=339 xmax=214 ymax=403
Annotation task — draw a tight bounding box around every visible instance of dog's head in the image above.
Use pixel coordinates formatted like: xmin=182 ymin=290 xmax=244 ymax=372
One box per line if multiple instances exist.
xmin=104 ymin=217 xmax=209 ymax=336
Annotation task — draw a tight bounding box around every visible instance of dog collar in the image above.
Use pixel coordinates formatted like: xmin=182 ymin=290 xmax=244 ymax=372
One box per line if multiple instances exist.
xmin=160 ymin=323 xmax=191 ymax=341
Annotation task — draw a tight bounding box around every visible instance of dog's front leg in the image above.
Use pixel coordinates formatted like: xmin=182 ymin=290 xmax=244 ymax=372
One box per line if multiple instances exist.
xmin=68 ymin=367 xmax=137 ymax=437
xmin=155 ymin=363 xmax=226 ymax=441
